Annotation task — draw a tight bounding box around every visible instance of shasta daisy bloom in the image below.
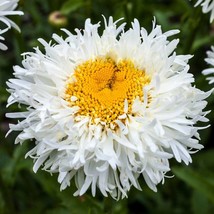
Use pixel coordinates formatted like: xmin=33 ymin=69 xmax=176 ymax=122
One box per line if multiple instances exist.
xmin=202 ymin=46 xmax=214 ymax=84
xmin=6 ymin=17 xmax=210 ymax=199
xmin=194 ymin=0 xmax=214 ymax=22
xmin=0 ymin=0 xmax=23 ymax=50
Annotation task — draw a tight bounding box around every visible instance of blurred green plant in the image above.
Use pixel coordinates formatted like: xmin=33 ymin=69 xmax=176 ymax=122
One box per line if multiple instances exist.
xmin=1 ymin=0 xmax=214 ymax=213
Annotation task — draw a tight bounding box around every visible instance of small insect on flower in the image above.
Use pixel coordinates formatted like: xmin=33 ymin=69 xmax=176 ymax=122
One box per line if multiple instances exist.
xmin=6 ymin=17 xmax=210 ymax=199
xmin=202 ymin=46 xmax=214 ymax=84
xmin=194 ymin=0 xmax=214 ymax=22
xmin=0 ymin=0 xmax=23 ymax=50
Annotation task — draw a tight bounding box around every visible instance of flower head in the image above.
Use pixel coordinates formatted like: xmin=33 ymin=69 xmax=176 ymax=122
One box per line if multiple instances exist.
xmin=6 ymin=17 xmax=210 ymax=199
xmin=194 ymin=0 xmax=214 ymax=22
xmin=0 ymin=0 xmax=23 ymax=50
xmin=202 ymin=46 xmax=214 ymax=84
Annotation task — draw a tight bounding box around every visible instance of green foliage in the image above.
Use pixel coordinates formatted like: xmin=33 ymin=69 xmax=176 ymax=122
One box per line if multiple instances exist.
xmin=0 ymin=0 xmax=214 ymax=213
xmin=173 ymin=164 xmax=214 ymax=203
xmin=60 ymin=0 xmax=88 ymax=15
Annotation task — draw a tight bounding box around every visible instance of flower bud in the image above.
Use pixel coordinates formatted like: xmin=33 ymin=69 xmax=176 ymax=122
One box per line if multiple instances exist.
xmin=48 ymin=11 xmax=67 ymax=27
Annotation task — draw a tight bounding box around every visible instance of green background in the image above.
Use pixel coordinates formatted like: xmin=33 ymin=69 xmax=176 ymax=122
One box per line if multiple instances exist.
xmin=0 ymin=0 xmax=214 ymax=213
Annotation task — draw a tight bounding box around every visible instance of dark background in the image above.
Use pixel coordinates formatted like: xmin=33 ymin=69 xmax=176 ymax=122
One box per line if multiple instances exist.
xmin=0 ymin=0 xmax=214 ymax=213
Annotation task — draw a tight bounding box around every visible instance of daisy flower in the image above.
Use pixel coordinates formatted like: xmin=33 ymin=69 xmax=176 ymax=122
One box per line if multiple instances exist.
xmin=194 ymin=0 xmax=214 ymax=22
xmin=0 ymin=0 xmax=23 ymax=50
xmin=6 ymin=17 xmax=210 ymax=199
xmin=202 ymin=46 xmax=214 ymax=84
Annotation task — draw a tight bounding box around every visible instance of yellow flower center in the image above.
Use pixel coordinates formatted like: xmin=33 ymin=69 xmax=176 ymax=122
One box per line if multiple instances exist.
xmin=65 ymin=57 xmax=150 ymax=125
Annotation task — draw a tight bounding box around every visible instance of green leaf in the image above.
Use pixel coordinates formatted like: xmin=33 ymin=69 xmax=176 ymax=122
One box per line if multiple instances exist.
xmin=192 ymin=35 xmax=214 ymax=52
xmin=0 ymin=191 xmax=5 ymax=214
xmin=194 ymin=150 xmax=214 ymax=169
xmin=60 ymin=0 xmax=87 ymax=15
xmin=191 ymin=190 xmax=213 ymax=214
xmin=173 ymin=167 xmax=214 ymax=203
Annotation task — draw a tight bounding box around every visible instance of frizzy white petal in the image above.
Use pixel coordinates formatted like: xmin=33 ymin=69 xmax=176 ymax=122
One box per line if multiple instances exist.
xmin=202 ymin=46 xmax=214 ymax=84
xmin=0 ymin=0 xmax=23 ymax=50
xmin=6 ymin=17 xmax=210 ymax=200
xmin=194 ymin=0 xmax=214 ymax=22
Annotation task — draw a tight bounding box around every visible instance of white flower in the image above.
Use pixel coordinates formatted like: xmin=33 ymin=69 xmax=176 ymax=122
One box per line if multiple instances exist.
xmin=202 ymin=46 xmax=214 ymax=84
xmin=0 ymin=0 xmax=23 ymax=50
xmin=6 ymin=17 xmax=210 ymax=199
xmin=194 ymin=0 xmax=214 ymax=22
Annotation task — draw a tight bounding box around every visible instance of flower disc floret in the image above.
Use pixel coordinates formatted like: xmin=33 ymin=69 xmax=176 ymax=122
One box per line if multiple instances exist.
xmin=65 ymin=57 xmax=150 ymax=126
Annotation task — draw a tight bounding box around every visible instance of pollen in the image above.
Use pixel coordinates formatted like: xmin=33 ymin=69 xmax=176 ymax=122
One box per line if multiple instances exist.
xmin=64 ymin=57 xmax=151 ymax=125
